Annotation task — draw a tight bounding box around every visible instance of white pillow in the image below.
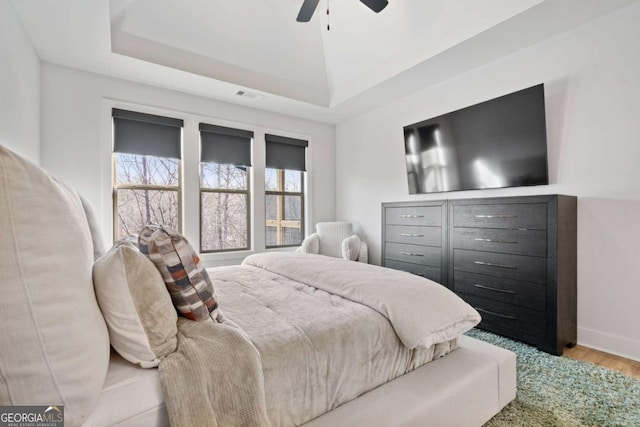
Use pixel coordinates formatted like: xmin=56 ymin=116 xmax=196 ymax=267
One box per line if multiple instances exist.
xmin=93 ymin=241 xmax=178 ymax=367
xmin=342 ymin=235 xmax=362 ymax=261
xmin=0 ymin=145 xmax=110 ymax=425
xmin=79 ymin=193 xmax=107 ymax=260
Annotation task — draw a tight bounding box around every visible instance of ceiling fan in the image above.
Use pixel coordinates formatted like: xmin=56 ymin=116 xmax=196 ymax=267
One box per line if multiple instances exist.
xmin=296 ymin=0 xmax=389 ymax=22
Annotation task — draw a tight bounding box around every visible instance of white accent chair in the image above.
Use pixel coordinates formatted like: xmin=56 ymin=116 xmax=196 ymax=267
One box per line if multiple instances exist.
xmin=296 ymin=222 xmax=368 ymax=263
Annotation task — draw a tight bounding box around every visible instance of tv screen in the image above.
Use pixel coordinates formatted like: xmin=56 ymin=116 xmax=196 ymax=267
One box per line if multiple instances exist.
xmin=403 ymin=84 xmax=548 ymax=194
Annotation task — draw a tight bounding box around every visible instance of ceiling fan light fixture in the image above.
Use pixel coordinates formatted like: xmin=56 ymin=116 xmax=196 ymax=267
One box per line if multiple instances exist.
xmin=296 ymin=0 xmax=388 ymax=23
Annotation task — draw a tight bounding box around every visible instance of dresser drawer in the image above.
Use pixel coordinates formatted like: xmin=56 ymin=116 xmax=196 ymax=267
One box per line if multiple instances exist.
xmin=385 ymin=242 xmax=441 ymax=268
xmin=452 ymin=227 xmax=546 ymax=257
xmin=384 ymin=259 xmax=442 ymax=284
xmin=453 ymin=271 xmax=546 ymax=311
xmin=452 ymin=203 xmax=547 ymax=230
xmin=385 ymin=206 xmax=443 ymax=227
xmin=453 ymin=249 xmax=547 ymax=284
xmin=461 ymin=294 xmax=546 ymax=339
xmin=385 ymin=225 xmax=441 ymax=247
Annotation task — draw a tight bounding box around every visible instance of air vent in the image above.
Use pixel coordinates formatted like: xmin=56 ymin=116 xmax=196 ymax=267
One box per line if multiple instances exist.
xmin=236 ymin=90 xmax=265 ymax=100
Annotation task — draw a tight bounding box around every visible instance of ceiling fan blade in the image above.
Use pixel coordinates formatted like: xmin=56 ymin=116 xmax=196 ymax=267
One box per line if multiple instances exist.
xmin=360 ymin=0 xmax=389 ymax=13
xmin=296 ymin=0 xmax=320 ymax=22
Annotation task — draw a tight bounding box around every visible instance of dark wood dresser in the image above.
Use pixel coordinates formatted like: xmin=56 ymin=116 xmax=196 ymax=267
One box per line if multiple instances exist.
xmin=382 ymin=195 xmax=577 ymax=355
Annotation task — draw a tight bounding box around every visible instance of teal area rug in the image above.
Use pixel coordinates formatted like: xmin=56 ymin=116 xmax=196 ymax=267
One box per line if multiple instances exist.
xmin=465 ymin=329 xmax=640 ymax=427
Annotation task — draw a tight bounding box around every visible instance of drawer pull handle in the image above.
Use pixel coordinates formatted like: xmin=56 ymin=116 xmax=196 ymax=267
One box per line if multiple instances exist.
xmin=474 ymin=214 xmax=517 ymax=219
xmin=400 ymin=233 xmax=425 ymax=237
xmin=475 ymin=307 xmax=516 ymax=320
xmin=474 ymin=261 xmax=517 ymax=269
xmin=474 ymin=238 xmax=517 ymax=244
xmin=399 ymin=214 xmax=425 ymax=218
xmin=399 ymin=252 xmax=424 ymax=257
xmin=474 ymin=284 xmax=516 ymax=295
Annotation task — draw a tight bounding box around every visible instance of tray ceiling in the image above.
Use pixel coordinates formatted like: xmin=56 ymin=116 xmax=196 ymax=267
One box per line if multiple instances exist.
xmin=10 ymin=0 xmax=640 ymax=123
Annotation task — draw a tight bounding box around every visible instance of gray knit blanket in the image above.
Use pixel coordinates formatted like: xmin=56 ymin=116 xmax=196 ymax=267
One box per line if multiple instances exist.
xmin=158 ymin=317 xmax=271 ymax=427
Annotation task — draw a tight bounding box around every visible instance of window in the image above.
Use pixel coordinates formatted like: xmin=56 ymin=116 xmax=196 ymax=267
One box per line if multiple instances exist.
xmin=264 ymin=134 xmax=308 ymax=247
xmin=114 ymin=154 xmax=180 ymax=239
xmin=111 ymin=109 xmax=311 ymax=254
xmin=112 ymin=109 xmax=183 ymax=241
xmin=199 ymin=124 xmax=253 ymax=252
xmin=265 ymin=168 xmax=304 ymax=247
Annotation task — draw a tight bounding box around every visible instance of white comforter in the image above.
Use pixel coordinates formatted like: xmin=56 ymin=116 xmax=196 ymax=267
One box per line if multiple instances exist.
xmin=242 ymin=252 xmax=481 ymax=349
xmin=160 ymin=253 xmax=481 ymax=427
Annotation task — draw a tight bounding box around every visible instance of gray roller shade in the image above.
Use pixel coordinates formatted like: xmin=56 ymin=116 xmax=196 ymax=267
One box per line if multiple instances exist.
xmin=112 ymin=109 xmax=183 ymax=159
xmin=265 ymin=134 xmax=308 ymax=171
xmin=199 ymin=123 xmax=253 ymax=167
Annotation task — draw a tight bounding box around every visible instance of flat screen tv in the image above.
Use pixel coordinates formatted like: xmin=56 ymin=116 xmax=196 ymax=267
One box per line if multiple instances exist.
xmin=403 ymin=84 xmax=548 ymax=194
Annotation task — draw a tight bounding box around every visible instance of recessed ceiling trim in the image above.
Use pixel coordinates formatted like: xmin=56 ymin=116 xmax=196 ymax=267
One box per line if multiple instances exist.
xmin=111 ymin=28 xmax=331 ymax=107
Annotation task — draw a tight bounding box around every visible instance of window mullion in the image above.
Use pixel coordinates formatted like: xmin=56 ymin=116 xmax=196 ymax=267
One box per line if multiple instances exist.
xmin=201 ymin=188 xmax=249 ymax=195
xmin=114 ymin=184 xmax=180 ymax=191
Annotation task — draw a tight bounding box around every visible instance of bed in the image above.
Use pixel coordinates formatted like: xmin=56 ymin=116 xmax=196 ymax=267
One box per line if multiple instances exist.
xmin=85 ymin=253 xmax=516 ymax=427
xmin=86 ymin=335 xmax=515 ymax=427
xmin=0 ymin=144 xmax=516 ymax=427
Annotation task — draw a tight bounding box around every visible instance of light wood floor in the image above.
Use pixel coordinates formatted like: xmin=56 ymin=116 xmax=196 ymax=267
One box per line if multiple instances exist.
xmin=564 ymin=345 xmax=640 ymax=379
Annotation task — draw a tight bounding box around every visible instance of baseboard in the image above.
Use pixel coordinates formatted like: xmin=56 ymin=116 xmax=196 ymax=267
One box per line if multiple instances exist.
xmin=578 ymin=327 xmax=640 ymax=362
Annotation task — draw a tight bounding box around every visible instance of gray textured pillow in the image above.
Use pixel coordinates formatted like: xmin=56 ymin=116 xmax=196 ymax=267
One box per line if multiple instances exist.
xmin=94 ymin=241 xmax=178 ymax=367
xmin=0 ymin=145 xmax=110 ymax=425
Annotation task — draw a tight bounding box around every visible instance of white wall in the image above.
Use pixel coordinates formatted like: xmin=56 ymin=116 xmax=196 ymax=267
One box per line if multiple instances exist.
xmin=40 ymin=63 xmax=335 ymax=266
xmin=0 ymin=0 xmax=40 ymax=163
xmin=336 ymin=4 xmax=640 ymax=360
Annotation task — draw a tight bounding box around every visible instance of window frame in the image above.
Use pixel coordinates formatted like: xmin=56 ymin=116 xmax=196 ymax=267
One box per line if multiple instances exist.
xmin=199 ymin=162 xmax=251 ymax=254
xmin=112 ymin=154 xmax=183 ymax=241
xmin=105 ymin=102 xmax=313 ymax=259
xmin=265 ymin=168 xmax=305 ymax=249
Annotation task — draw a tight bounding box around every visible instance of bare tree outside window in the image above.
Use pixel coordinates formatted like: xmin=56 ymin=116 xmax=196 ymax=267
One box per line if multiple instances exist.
xmin=113 ymin=153 xmax=180 ymax=240
xmin=200 ymin=163 xmax=249 ymax=252
xmin=266 ymin=168 xmax=304 ymax=247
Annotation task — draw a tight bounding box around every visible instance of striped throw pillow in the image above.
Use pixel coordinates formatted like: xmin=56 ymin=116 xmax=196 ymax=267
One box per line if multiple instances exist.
xmin=139 ymin=225 xmax=219 ymax=322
